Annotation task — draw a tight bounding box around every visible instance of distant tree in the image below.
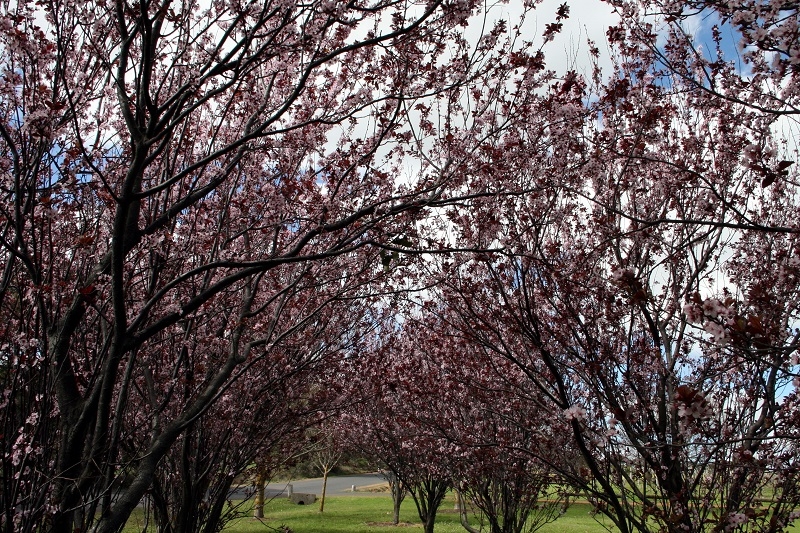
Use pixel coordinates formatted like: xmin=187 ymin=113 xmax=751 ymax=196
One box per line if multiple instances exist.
xmin=308 ymin=424 xmax=344 ymax=513
xmin=403 ymin=312 xmax=573 ymax=533
xmin=339 ymin=315 xmax=452 ymax=533
xmin=341 ymin=310 xmax=574 ymax=533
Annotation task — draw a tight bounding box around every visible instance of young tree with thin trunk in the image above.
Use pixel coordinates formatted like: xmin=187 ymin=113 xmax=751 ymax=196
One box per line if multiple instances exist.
xmin=310 ymin=426 xmax=344 ymax=514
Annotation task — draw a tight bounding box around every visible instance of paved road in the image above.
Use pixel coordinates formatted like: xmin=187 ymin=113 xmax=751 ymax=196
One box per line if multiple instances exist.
xmin=232 ymin=472 xmax=387 ymax=500
xmin=268 ymin=472 xmax=386 ymax=496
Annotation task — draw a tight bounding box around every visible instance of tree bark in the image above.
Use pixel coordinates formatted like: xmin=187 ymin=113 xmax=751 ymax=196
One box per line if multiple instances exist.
xmin=253 ymin=469 xmax=266 ymax=519
xmin=457 ymin=491 xmax=481 ymax=533
xmin=319 ymin=468 xmax=329 ymax=513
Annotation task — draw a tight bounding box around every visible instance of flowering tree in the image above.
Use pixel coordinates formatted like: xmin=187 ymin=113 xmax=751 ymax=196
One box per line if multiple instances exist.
xmin=414 ymin=314 xmax=573 ymax=533
xmin=0 ymin=0 xmax=552 ymax=530
xmin=338 ymin=316 xmax=453 ymax=533
xmin=3 ymin=0 xmax=797 ymax=532
xmin=422 ymin=7 xmax=800 ymax=530
xmin=139 ymin=293 xmax=360 ymax=533
xmin=607 ymin=0 xmax=799 ymax=118
xmin=340 ymin=308 xmax=574 ymax=533
xmin=435 ymin=199 xmax=800 ymax=533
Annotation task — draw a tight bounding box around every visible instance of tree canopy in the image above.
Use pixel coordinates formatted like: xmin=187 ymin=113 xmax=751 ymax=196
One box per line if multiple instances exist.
xmin=1 ymin=0 xmax=798 ymax=532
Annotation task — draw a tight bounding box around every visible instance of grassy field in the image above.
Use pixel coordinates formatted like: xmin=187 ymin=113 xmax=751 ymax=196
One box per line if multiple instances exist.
xmin=123 ymin=494 xmax=617 ymax=533
xmin=123 ymin=494 xmax=800 ymax=532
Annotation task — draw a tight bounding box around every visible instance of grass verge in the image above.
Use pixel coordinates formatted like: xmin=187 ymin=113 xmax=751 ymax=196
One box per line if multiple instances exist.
xmin=123 ymin=494 xmax=616 ymax=533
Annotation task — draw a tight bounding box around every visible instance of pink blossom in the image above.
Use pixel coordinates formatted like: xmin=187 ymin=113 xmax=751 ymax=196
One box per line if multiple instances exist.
xmin=704 ymin=321 xmax=727 ymax=344
xmin=726 ymin=512 xmax=748 ymax=530
xmin=702 ymin=299 xmax=728 ymax=319
xmin=564 ymin=404 xmax=587 ymax=421
xmin=683 ymin=303 xmax=703 ymax=324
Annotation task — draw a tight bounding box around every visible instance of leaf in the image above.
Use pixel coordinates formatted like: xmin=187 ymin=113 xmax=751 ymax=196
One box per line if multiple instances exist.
xmin=78 ymin=284 xmax=95 ymax=296
xmin=392 ymin=236 xmax=413 ymax=248
xmin=630 ymin=288 xmax=647 ymax=304
xmin=746 ymin=314 xmax=765 ymax=335
xmin=79 ymin=285 xmax=97 ymax=304
xmin=777 ymin=160 xmax=794 ymax=172
xmin=761 ymin=173 xmax=776 ymax=187
xmin=380 ymin=251 xmax=398 ymax=271
xmin=44 ymin=100 xmax=66 ymax=111
xmin=675 ymin=385 xmax=698 ymax=402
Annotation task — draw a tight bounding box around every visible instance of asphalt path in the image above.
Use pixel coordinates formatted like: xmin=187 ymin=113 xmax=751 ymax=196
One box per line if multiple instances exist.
xmin=231 ymin=472 xmax=386 ymax=500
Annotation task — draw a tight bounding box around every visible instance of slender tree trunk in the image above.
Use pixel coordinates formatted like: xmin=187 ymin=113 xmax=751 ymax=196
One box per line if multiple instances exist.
xmin=393 ymin=494 xmax=402 ymax=525
xmin=388 ymin=471 xmax=405 ymax=525
xmin=457 ymin=491 xmax=481 ymax=533
xmin=319 ymin=468 xmax=329 ymax=512
xmin=253 ymin=469 xmax=266 ymax=519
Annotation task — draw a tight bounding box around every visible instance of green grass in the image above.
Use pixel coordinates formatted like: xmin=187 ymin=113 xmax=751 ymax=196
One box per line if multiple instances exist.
xmin=123 ymin=495 xmax=614 ymax=533
xmin=123 ymin=494 xmax=800 ymax=533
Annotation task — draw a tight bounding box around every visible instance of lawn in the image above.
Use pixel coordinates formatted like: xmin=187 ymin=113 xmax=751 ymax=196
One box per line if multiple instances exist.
xmin=123 ymin=494 xmax=616 ymax=533
xmin=123 ymin=494 xmax=800 ymax=533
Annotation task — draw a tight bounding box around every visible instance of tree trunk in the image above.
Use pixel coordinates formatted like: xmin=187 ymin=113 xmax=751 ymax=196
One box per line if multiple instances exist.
xmin=393 ymin=494 xmax=402 ymax=525
xmin=388 ymin=471 xmax=405 ymax=525
xmin=408 ymin=477 xmax=448 ymax=533
xmin=423 ymin=513 xmax=437 ymax=533
xmin=319 ymin=468 xmax=329 ymax=513
xmin=253 ymin=469 xmax=266 ymax=519
xmin=457 ymin=491 xmax=481 ymax=533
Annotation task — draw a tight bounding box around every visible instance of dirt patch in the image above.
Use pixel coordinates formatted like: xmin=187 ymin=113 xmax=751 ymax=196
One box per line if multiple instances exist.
xmin=355 ymin=482 xmax=390 ymax=493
